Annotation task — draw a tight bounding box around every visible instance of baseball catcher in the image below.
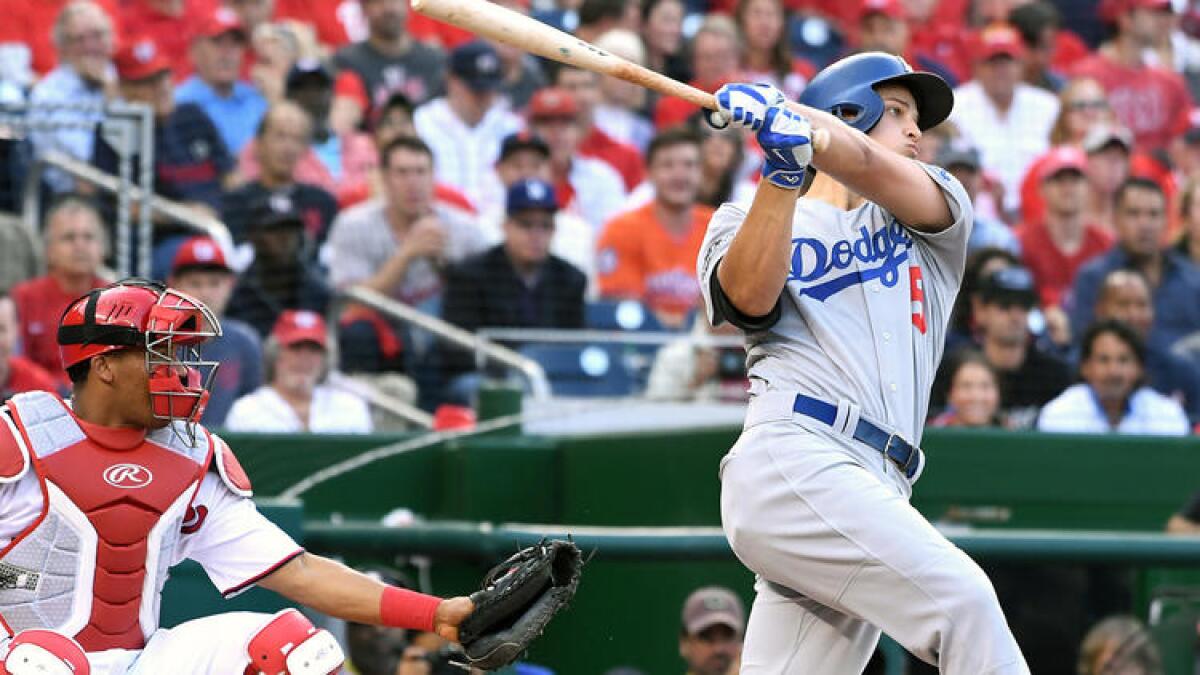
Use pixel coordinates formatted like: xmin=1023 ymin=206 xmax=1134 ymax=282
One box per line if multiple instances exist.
xmin=0 ymin=278 xmax=572 ymax=674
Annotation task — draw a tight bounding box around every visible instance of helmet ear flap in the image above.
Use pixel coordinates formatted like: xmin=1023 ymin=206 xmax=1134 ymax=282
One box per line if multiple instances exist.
xmin=830 ymin=102 xmax=866 ymax=126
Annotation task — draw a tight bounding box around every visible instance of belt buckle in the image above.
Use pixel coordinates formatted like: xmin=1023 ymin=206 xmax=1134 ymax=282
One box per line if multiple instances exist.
xmin=882 ymin=433 xmax=913 ymax=474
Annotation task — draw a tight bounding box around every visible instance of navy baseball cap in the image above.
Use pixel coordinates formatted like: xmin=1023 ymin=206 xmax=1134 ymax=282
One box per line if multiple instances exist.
xmin=286 ymin=59 xmax=333 ymax=91
xmin=506 ymin=178 xmax=558 ymax=214
xmin=979 ymin=267 xmax=1037 ymax=307
xmin=450 ymin=41 xmax=503 ymax=92
xmin=499 ymin=132 xmax=550 ymax=162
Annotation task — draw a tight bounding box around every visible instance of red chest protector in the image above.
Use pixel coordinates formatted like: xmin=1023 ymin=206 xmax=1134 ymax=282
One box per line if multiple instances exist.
xmin=0 ymin=392 xmax=214 ymax=652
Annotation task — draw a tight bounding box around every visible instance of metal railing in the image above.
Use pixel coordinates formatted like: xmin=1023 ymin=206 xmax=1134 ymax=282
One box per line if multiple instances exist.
xmin=303 ymin=519 xmax=1200 ymax=566
xmin=33 ymin=149 xmax=233 ymax=250
xmin=8 ymin=100 xmax=157 ymax=277
xmin=333 ymin=285 xmax=553 ymax=399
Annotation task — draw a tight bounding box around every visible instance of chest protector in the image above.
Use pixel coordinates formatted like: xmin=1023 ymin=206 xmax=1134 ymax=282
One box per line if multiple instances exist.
xmin=0 ymin=391 xmax=212 ymax=652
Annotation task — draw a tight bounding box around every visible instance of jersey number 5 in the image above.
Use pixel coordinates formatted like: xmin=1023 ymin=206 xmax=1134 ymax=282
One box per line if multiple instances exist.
xmin=910 ymin=267 xmax=927 ymax=334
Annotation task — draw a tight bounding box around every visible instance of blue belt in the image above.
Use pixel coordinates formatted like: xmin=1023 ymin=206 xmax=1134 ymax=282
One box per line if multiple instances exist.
xmin=792 ymin=394 xmax=921 ymax=479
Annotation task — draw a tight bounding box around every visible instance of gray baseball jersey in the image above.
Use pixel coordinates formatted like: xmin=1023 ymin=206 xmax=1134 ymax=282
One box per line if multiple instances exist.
xmin=698 ymin=162 xmax=971 ymax=444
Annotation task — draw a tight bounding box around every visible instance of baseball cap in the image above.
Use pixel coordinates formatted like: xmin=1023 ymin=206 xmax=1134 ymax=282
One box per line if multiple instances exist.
xmin=859 ymin=0 xmax=906 ymax=21
xmin=114 ymin=39 xmax=171 ymax=81
xmin=1083 ymin=124 xmax=1133 ymax=155
xmin=974 ymin=24 xmax=1026 ymax=61
xmin=253 ymin=192 xmax=306 ymax=230
xmin=1038 ymin=146 xmax=1088 ymax=181
xmin=171 ymin=236 xmax=232 ymax=275
xmin=286 ymin=59 xmax=334 ymax=91
xmin=978 ymin=267 xmax=1037 ymax=307
xmin=195 ymin=5 xmax=245 ymax=41
xmin=507 ymin=178 xmax=558 ymax=214
xmin=272 ymin=310 xmax=328 ymax=349
xmin=528 ymin=88 xmax=580 ymax=121
xmin=449 ymin=41 xmax=503 ymax=92
xmin=499 ymin=131 xmax=551 ymax=162
xmin=682 ymin=587 xmax=745 ymax=637
xmin=936 ymin=144 xmax=981 ymax=172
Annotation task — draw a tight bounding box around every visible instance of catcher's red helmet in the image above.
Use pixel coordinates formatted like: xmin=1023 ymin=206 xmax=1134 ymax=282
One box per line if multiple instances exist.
xmin=57 ymin=278 xmax=222 ymax=430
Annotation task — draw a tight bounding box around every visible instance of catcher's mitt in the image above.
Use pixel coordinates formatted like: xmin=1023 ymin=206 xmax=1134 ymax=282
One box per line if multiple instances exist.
xmin=457 ymin=539 xmax=583 ymax=671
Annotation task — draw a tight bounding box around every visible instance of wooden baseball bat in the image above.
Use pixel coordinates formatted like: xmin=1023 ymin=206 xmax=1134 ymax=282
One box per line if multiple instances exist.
xmin=410 ymin=0 xmax=829 ymax=152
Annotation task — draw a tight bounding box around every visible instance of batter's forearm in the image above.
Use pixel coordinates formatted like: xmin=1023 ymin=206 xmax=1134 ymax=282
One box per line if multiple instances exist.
xmin=793 ymin=104 xmax=953 ymax=229
xmin=718 ymin=183 xmax=800 ymax=317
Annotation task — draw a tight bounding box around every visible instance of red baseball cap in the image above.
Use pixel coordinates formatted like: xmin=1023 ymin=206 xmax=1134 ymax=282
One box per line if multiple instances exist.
xmin=195 ymin=6 xmax=246 ymax=42
xmin=859 ymin=0 xmax=906 ymax=21
xmin=974 ymin=24 xmax=1026 ymax=61
xmin=1038 ymin=146 xmax=1088 ymax=181
xmin=273 ymin=310 xmax=328 ymax=349
xmin=171 ymin=236 xmax=232 ymax=274
xmin=528 ymin=88 xmax=579 ymax=121
xmin=114 ymin=39 xmax=171 ymax=81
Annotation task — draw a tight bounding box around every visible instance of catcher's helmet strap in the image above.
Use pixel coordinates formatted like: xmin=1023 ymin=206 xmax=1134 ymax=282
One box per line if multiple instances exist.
xmin=55 ymin=323 xmax=142 ymax=348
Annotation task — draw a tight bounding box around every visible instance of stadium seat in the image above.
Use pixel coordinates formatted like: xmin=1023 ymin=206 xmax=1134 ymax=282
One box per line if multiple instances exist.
xmin=519 ymin=343 xmax=635 ymax=397
xmin=585 ymin=300 xmax=664 ymax=332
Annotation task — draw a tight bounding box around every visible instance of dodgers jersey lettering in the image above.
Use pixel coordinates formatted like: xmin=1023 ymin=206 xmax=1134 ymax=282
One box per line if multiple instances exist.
xmin=698 ymin=163 xmax=972 ymax=444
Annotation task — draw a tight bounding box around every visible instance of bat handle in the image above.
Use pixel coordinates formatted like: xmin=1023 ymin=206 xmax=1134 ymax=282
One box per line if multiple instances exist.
xmin=701 ymin=92 xmax=831 ymax=153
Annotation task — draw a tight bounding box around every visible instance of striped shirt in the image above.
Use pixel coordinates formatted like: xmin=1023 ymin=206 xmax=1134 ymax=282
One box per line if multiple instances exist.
xmin=412 ymin=97 xmax=523 ymax=202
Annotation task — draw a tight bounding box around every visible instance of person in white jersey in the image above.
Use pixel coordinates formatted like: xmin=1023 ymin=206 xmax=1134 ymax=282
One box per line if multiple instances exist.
xmin=0 ymin=278 xmax=473 ymax=675
xmin=701 ymin=52 xmax=1028 ymax=673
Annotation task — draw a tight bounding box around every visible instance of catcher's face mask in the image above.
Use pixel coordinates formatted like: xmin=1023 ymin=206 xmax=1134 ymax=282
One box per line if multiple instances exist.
xmin=58 ymin=279 xmax=222 ymax=442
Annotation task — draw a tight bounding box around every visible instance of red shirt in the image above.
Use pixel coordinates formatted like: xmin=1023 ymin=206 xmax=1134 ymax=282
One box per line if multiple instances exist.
xmin=275 ymin=0 xmax=364 ymax=49
xmin=0 ymin=0 xmax=120 ymax=77
xmin=579 ymin=127 xmax=644 ymax=191
xmin=3 ymin=356 xmax=60 ymax=396
xmin=1015 ymin=220 xmax=1114 ymax=308
xmin=407 ymin=12 xmax=474 ymax=50
xmin=120 ymin=0 xmax=218 ymax=81
xmin=1069 ymin=54 xmax=1192 ymax=150
xmin=10 ymin=275 xmax=106 ymax=381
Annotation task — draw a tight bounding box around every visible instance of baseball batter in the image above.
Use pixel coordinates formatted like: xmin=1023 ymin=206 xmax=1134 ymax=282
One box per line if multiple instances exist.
xmin=701 ymin=53 xmax=1028 ymax=673
xmin=0 ymin=279 xmax=474 ymax=675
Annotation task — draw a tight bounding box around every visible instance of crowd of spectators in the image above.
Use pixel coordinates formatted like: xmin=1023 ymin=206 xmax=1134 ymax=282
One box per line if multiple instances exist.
xmin=0 ymin=0 xmax=1198 ymax=436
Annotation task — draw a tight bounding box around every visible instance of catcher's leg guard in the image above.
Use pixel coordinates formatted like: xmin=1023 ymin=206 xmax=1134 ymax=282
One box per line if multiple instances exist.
xmin=0 ymin=629 xmax=90 ymax=675
xmin=244 ymin=609 xmax=344 ymax=675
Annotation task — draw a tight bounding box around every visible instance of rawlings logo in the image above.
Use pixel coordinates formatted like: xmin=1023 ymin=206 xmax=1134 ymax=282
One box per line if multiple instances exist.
xmin=787 ymin=220 xmax=913 ymax=301
xmin=103 ymin=463 xmax=154 ymax=489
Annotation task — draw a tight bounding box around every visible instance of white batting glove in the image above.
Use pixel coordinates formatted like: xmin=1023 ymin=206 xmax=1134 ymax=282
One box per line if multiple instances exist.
xmin=712 ymin=83 xmax=786 ymax=131
xmin=757 ymin=106 xmax=814 ymax=189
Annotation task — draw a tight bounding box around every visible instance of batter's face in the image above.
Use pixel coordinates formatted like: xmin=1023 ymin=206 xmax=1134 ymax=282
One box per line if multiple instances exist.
xmin=868 ymin=84 xmax=921 ymax=159
xmin=680 ymin=625 xmax=741 ymax=675
xmin=1082 ymin=333 xmax=1142 ymax=405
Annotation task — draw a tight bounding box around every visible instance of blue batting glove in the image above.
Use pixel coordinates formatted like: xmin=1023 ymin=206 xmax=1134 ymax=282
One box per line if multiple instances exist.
xmin=757 ymin=106 xmax=813 ymax=190
xmin=713 ymin=83 xmax=785 ymax=131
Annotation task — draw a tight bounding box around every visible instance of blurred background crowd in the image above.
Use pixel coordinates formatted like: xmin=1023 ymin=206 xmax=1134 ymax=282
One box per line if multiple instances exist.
xmin=0 ymin=0 xmax=1198 ymax=439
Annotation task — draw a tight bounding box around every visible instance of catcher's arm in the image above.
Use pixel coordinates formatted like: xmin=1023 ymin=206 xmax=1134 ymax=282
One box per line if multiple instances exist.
xmin=259 ymin=552 xmax=475 ymax=640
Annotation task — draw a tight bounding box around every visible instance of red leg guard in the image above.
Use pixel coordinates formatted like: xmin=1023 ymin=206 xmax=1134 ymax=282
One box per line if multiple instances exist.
xmin=245 ymin=609 xmax=344 ymax=675
xmin=0 ymin=629 xmax=89 ymax=675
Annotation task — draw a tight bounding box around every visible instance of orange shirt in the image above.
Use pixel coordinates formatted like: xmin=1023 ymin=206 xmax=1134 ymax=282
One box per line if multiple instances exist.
xmin=596 ymin=202 xmax=714 ymax=320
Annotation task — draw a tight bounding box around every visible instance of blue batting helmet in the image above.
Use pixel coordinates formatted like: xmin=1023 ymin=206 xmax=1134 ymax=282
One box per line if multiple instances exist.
xmin=799 ymin=52 xmax=954 ymax=133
